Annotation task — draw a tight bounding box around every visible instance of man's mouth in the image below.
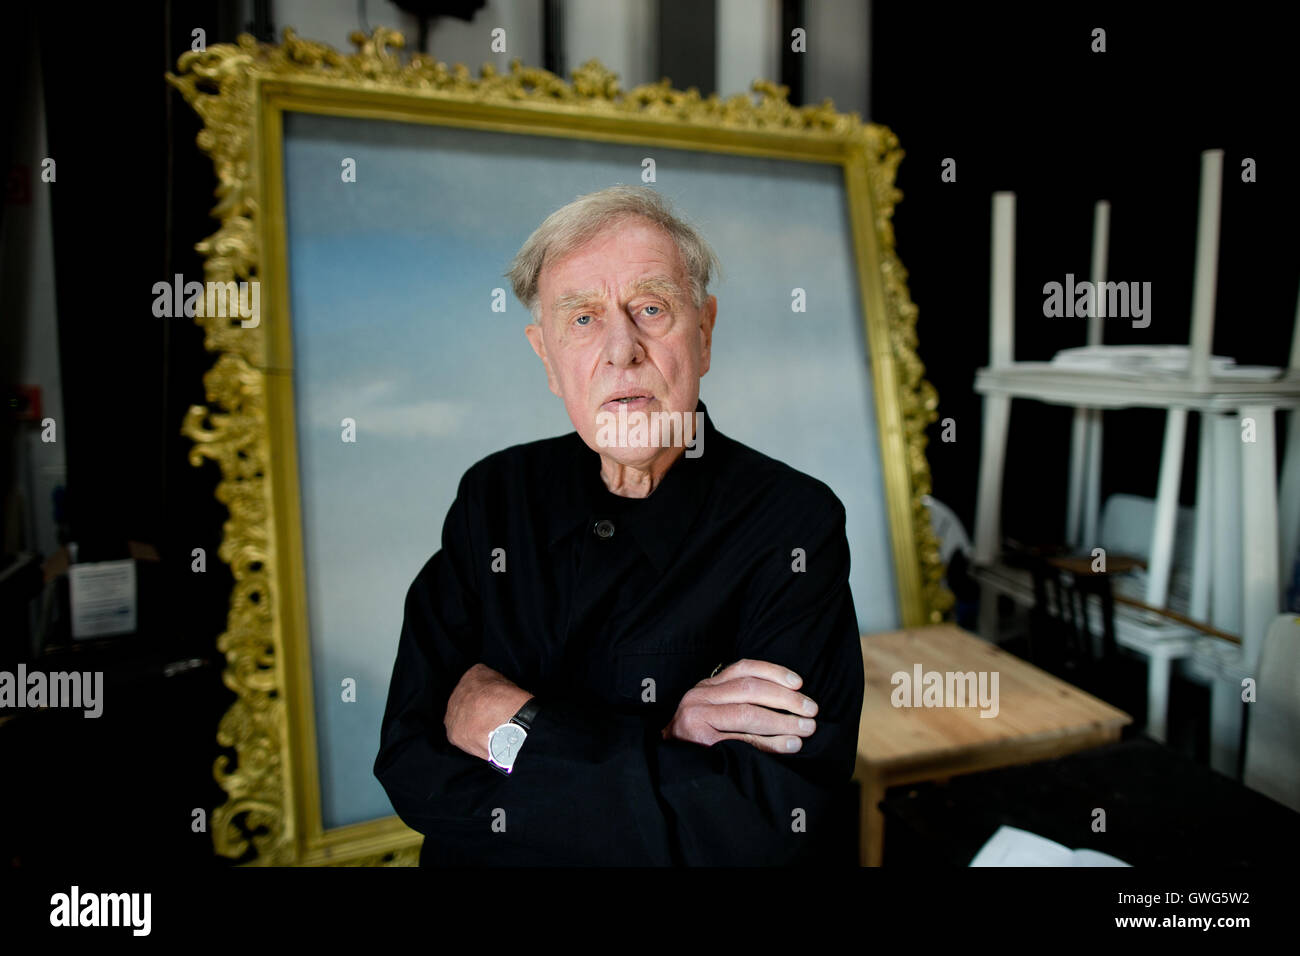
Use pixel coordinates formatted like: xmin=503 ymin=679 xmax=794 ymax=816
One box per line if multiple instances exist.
xmin=600 ymin=394 xmax=653 ymax=412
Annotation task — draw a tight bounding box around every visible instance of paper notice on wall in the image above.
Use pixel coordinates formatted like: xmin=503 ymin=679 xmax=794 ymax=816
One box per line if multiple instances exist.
xmin=69 ymin=560 xmax=137 ymax=639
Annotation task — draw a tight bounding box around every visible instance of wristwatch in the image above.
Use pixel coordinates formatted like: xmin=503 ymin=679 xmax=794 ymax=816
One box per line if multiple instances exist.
xmin=487 ymin=697 xmax=540 ymax=775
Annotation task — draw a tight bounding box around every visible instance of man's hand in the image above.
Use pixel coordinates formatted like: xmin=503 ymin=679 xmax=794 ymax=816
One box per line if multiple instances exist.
xmin=444 ymin=663 xmax=533 ymax=761
xmin=661 ymin=659 xmax=819 ymax=754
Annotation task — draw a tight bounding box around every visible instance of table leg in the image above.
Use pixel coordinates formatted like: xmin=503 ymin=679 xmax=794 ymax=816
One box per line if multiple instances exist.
xmin=1083 ymin=407 xmax=1103 ymax=549
xmin=1240 ymin=405 xmax=1280 ymax=672
xmin=1211 ymin=414 xmax=1243 ymax=634
xmin=1147 ymin=408 xmax=1188 ymax=609
xmin=1279 ymin=406 xmax=1300 ymax=602
xmin=973 ymin=394 xmax=1012 ymax=567
xmin=1190 ymin=411 xmax=1214 ymax=622
xmin=974 ymin=391 xmax=1013 ymax=646
xmin=1145 ymin=648 xmax=1170 ymax=743
xmin=858 ymin=766 xmax=886 ymax=867
xmin=1067 ymin=408 xmax=1088 ymax=547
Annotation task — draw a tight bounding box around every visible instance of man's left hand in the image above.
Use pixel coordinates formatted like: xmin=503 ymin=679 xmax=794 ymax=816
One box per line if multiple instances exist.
xmin=444 ymin=663 xmax=533 ymax=761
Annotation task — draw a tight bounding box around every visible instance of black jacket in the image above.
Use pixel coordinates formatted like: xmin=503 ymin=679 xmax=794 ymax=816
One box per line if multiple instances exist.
xmin=374 ymin=402 xmax=865 ymax=865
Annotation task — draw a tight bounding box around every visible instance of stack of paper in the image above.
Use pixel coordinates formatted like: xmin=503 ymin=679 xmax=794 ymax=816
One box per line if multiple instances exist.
xmin=1051 ymin=345 xmax=1234 ymax=373
xmin=1049 ymin=345 xmax=1281 ymax=380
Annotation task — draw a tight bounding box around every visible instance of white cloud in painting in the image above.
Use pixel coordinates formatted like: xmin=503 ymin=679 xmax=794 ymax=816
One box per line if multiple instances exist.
xmin=358 ymin=399 xmax=472 ymax=438
xmin=309 ymin=379 xmax=473 ymax=439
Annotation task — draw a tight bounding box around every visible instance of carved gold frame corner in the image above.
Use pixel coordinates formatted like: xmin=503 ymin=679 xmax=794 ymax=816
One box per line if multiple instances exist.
xmin=168 ymin=26 xmax=952 ymax=867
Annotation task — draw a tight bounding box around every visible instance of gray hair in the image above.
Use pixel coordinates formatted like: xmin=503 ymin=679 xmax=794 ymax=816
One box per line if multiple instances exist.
xmin=506 ymin=185 xmax=720 ymax=322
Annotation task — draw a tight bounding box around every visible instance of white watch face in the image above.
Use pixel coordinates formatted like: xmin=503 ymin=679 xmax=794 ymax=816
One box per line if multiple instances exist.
xmin=488 ymin=723 xmax=526 ymax=768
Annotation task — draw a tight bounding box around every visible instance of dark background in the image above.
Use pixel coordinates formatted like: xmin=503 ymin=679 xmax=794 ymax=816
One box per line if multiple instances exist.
xmin=2 ymin=1 xmax=1295 ymax=865
xmin=873 ymin=4 xmax=1298 ymax=542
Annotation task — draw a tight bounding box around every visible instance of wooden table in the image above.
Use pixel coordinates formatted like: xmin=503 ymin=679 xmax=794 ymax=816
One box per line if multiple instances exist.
xmin=855 ymin=624 xmax=1132 ymax=866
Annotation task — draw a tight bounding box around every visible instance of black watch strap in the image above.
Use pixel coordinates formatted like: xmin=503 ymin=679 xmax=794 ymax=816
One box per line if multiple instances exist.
xmin=510 ymin=697 xmax=541 ymax=732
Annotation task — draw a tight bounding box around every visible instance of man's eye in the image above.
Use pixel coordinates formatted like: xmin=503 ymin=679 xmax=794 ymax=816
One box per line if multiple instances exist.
xmin=575 ymin=314 xmax=592 ymax=326
xmin=643 ymin=306 xmax=662 ymax=316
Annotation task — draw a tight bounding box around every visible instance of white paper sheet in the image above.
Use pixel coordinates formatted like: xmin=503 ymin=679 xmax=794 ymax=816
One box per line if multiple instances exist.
xmin=969 ymin=825 xmax=1130 ymax=867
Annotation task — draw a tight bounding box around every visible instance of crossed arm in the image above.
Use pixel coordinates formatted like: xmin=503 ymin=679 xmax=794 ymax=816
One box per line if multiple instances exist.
xmin=446 ymin=657 xmax=823 ymax=762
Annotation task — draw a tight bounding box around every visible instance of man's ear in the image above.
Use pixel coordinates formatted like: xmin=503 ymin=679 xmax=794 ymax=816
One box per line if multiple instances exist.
xmin=698 ymin=295 xmax=717 ymax=377
xmin=525 ymin=320 xmax=562 ymax=397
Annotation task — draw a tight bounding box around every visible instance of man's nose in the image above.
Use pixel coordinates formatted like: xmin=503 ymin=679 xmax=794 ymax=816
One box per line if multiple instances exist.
xmin=601 ymin=309 xmax=645 ymax=366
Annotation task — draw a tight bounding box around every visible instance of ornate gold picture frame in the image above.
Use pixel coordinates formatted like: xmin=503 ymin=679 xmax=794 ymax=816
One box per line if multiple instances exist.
xmin=168 ymin=26 xmax=951 ymax=867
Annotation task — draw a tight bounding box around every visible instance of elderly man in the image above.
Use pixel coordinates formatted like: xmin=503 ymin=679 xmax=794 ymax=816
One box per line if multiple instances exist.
xmin=374 ymin=185 xmax=864 ymax=865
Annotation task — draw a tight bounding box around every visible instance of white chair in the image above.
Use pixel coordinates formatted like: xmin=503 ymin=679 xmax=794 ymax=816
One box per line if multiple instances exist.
xmin=923 ymin=494 xmax=973 ymax=568
xmin=1097 ymin=494 xmax=1196 ymax=611
xmin=1242 ymin=614 xmax=1300 ymax=812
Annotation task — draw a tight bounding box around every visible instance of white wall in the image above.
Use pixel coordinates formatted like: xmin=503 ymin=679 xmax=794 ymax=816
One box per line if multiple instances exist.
xmin=804 ymin=0 xmax=870 ymax=119
xmin=564 ymin=0 xmax=658 ymax=88
xmin=270 ymin=0 xmax=542 ymax=72
xmin=717 ymin=0 xmax=780 ymax=98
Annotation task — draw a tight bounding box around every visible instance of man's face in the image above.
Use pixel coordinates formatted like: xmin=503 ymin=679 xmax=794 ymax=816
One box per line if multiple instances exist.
xmin=525 ymin=217 xmax=717 ymax=469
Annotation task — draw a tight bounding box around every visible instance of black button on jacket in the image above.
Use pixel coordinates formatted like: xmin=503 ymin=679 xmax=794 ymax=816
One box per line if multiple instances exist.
xmin=374 ymin=401 xmax=865 ymax=865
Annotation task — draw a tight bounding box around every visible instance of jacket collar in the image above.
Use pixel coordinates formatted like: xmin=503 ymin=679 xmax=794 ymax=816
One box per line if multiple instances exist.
xmin=547 ymin=400 xmax=719 ymax=574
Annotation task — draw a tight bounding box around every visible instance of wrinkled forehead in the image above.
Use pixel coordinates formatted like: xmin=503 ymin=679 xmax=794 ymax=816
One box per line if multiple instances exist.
xmin=539 ymin=217 xmax=687 ymax=299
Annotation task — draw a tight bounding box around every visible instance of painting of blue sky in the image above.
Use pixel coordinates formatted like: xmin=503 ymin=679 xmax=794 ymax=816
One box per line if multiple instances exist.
xmin=282 ymin=111 xmax=898 ymax=828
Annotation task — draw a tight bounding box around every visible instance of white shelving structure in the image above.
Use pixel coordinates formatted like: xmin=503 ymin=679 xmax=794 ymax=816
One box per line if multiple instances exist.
xmin=969 ymin=150 xmax=1300 ymax=776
